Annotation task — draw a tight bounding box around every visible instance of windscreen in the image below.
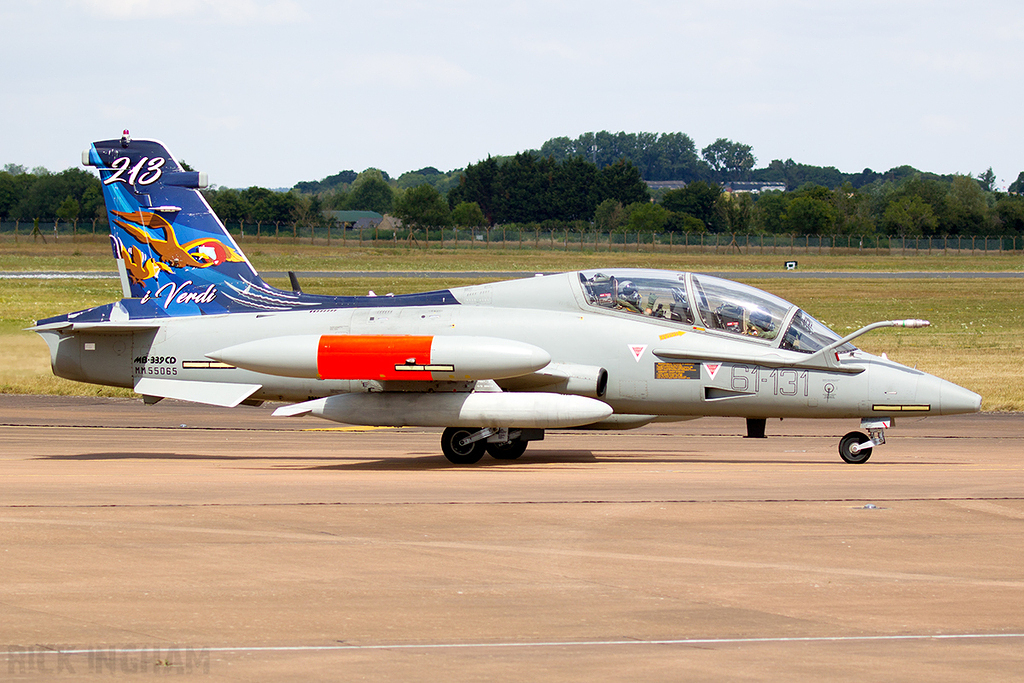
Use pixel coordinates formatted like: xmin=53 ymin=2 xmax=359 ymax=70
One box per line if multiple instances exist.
xmin=781 ymin=310 xmax=857 ymax=354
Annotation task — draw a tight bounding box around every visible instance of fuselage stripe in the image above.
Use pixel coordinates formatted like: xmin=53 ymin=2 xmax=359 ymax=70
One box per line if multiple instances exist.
xmin=872 ymin=404 xmax=931 ymax=412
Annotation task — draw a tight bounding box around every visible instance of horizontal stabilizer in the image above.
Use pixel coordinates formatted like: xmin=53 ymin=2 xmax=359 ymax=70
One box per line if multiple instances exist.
xmin=134 ymin=377 xmax=261 ymax=407
xmin=29 ymin=321 xmax=162 ymax=333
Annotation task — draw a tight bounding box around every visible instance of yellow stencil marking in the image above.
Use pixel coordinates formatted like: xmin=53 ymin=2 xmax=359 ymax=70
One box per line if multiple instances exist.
xmin=302 ymin=426 xmax=403 ymax=432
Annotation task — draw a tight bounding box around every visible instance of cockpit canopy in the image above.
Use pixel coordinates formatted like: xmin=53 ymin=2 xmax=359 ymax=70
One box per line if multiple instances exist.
xmin=578 ymin=270 xmax=855 ymax=354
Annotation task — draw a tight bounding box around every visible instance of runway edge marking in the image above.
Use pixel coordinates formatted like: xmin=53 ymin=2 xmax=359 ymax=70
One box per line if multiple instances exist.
xmin=4 ymin=633 xmax=1024 ymax=656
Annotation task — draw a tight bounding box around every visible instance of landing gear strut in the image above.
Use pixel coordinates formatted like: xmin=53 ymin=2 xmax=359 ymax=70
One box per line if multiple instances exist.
xmin=745 ymin=418 xmax=767 ymax=439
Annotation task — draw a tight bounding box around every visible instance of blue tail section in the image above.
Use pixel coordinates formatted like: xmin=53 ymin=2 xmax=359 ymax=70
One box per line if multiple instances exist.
xmin=56 ymin=133 xmax=460 ymax=328
xmin=85 ymin=135 xmax=308 ymax=316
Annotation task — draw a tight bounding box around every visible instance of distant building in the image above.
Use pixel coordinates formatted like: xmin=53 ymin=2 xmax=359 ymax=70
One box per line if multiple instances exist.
xmin=324 ymin=210 xmax=384 ymax=229
xmin=645 ymin=180 xmax=688 ymax=191
xmin=646 ymin=180 xmax=789 ymax=194
xmin=377 ymin=215 xmax=402 ymax=231
xmin=721 ymin=181 xmax=787 ymax=194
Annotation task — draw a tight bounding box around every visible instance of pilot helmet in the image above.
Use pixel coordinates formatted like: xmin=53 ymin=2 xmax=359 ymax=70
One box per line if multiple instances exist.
xmin=618 ymin=281 xmax=641 ymax=307
xmin=749 ymin=308 xmax=774 ymax=333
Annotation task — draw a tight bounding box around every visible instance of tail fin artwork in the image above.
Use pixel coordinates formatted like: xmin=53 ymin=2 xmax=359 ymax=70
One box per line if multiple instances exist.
xmin=84 ymin=132 xmax=306 ymax=316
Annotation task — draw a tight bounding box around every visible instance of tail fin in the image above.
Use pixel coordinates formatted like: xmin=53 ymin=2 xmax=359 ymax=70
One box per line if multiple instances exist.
xmin=84 ymin=134 xmax=299 ymax=316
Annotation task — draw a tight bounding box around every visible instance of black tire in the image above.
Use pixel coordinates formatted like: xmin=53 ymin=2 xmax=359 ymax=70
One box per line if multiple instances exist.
xmin=441 ymin=427 xmax=485 ymax=465
xmin=839 ymin=431 xmax=872 ymax=464
xmin=486 ymin=439 xmax=528 ymax=460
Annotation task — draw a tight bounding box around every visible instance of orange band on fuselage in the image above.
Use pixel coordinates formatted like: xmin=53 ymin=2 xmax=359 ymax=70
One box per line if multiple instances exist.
xmin=317 ymin=335 xmax=434 ymax=380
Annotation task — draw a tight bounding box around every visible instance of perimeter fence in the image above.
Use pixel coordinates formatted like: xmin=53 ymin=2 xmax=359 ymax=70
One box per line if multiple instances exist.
xmin=1 ymin=220 xmax=1021 ymax=255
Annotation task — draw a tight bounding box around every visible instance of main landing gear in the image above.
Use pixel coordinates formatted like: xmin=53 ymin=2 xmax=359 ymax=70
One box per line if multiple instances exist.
xmin=838 ymin=418 xmax=892 ymax=464
xmin=440 ymin=427 xmax=543 ymax=465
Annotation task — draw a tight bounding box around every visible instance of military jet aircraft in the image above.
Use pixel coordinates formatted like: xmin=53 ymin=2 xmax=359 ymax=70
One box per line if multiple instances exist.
xmin=32 ymin=135 xmax=982 ymax=464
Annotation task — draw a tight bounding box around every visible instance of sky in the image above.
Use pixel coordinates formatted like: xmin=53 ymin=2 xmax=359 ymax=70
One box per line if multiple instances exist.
xmin=2 ymin=0 xmax=1022 ymax=189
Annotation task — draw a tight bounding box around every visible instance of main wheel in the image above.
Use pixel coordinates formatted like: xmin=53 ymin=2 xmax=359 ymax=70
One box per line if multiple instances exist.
xmin=486 ymin=439 xmax=528 ymax=460
xmin=441 ymin=427 xmax=485 ymax=465
xmin=839 ymin=431 xmax=872 ymax=464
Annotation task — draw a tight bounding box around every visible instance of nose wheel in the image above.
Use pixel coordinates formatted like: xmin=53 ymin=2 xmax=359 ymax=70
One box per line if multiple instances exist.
xmin=839 ymin=431 xmax=872 ymax=463
xmin=838 ymin=418 xmax=891 ymax=464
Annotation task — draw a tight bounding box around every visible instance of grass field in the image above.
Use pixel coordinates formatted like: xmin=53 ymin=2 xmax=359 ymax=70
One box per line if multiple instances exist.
xmin=2 ymin=241 xmax=1021 ymax=410
xmin=2 ymin=236 xmax=1024 ymax=273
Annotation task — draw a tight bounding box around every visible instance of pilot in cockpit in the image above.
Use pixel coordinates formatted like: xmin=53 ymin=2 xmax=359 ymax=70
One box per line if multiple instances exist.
xmin=715 ymin=303 xmax=777 ymax=339
xmin=747 ymin=308 xmax=777 ymax=339
xmin=615 ymin=281 xmax=643 ymax=312
xmin=646 ymin=288 xmax=694 ymax=324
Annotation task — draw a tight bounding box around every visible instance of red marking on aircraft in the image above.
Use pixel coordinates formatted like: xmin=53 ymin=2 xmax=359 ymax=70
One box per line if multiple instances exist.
xmin=317 ymin=335 xmax=434 ymax=380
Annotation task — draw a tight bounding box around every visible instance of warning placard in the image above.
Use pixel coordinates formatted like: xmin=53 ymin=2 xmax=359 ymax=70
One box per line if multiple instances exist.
xmin=654 ymin=362 xmax=700 ymax=380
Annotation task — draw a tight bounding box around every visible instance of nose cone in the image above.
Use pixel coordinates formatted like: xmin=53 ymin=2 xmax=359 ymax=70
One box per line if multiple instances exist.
xmin=869 ymin=360 xmax=981 ymax=417
xmin=916 ymin=372 xmax=982 ymax=415
xmin=938 ymin=378 xmax=982 ymax=415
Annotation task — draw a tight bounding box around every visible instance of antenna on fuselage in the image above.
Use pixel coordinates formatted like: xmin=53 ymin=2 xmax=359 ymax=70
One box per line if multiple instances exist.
xmin=288 ymin=271 xmax=302 ymax=294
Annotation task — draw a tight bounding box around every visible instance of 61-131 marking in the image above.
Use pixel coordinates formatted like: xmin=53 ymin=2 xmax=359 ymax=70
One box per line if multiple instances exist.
xmin=730 ymin=365 xmax=809 ymax=396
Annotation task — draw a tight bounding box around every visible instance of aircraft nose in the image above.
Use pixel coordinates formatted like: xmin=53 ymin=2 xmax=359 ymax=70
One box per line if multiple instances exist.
xmin=938 ymin=378 xmax=982 ymax=415
xmin=917 ymin=373 xmax=981 ymax=415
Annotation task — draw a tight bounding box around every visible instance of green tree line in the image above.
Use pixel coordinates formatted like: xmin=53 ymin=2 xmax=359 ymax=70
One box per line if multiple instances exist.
xmin=0 ymin=165 xmax=105 ymax=226
xmin=534 ymin=130 xmax=1007 ymax=191
xmin=391 ymin=163 xmax=1024 ymax=237
xmin=6 ymin=132 xmax=1024 ymax=237
xmin=636 ymin=176 xmax=1024 ymax=237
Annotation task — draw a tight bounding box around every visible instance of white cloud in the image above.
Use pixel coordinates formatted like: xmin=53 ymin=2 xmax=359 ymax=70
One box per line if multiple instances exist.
xmin=520 ymin=40 xmax=586 ymax=63
xmin=200 ymin=114 xmax=246 ymax=132
xmin=341 ymin=53 xmax=475 ymax=89
xmin=98 ymin=102 xmax=138 ymax=122
xmin=74 ymin=0 xmax=307 ymax=24
xmin=919 ymin=114 xmax=963 ymax=136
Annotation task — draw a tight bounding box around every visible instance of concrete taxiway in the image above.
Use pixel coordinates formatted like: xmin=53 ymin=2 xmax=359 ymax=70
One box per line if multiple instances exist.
xmin=1 ymin=394 xmax=1022 ymax=681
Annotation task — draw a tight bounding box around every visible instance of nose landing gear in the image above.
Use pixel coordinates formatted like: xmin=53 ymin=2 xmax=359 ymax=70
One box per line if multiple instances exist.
xmin=838 ymin=418 xmax=891 ymax=464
